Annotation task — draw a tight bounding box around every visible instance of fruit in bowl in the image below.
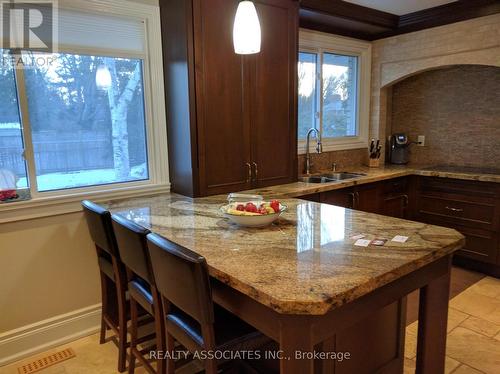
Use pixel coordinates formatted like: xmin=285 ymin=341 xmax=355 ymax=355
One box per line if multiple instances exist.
xmin=221 ymin=200 xmax=287 ymax=227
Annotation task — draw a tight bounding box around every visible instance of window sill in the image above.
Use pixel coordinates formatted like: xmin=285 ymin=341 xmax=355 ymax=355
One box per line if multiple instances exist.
xmin=298 ymin=139 xmax=368 ymax=155
xmin=0 ymin=182 xmax=171 ymax=223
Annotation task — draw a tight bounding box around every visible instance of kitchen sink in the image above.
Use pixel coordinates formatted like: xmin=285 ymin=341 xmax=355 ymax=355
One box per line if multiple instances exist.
xmin=299 ymin=172 xmax=366 ymax=183
xmin=298 ymin=176 xmax=336 ymax=183
xmin=318 ymin=172 xmax=366 ymax=180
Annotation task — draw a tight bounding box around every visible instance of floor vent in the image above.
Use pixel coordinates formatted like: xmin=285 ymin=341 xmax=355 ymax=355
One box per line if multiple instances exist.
xmin=17 ymin=348 xmax=76 ymax=374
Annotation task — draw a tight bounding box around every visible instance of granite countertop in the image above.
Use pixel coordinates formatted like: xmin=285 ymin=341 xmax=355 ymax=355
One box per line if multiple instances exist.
xmin=244 ymin=165 xmax=500 ymax=199
xmin=106 ymin=193 xmax=464 ymax=315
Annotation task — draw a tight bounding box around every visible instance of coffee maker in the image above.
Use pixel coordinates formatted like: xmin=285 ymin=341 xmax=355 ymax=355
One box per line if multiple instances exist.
xmin=389 ymin=133 xmax=410 ymax=164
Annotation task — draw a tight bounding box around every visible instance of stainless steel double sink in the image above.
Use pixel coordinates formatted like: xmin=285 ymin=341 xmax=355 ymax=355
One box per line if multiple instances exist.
xmin=298 ymin=172 xmax=366 ymax=184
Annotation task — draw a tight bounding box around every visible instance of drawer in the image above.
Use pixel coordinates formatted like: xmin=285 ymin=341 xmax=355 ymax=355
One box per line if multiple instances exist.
xmin=383 ymin=177 xmax=409 ymax=194
xmin=424 ymin=219 xmax=498 ymax=264
xmin=419 ymin=177 xmax=498 ymax=199
xmin=418 ymin=195 xmax=496 ymax=230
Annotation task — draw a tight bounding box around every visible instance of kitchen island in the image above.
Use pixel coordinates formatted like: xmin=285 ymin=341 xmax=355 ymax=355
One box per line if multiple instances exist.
xmin=107 ymin=193 xmax=464 ymax=373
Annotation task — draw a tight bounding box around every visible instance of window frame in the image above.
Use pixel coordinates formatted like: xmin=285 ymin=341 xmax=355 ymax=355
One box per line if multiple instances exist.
xmin=298 ymin=29 xmax=371 ymax=155
xmin=0 ymin=0 xmax=169 ymax=222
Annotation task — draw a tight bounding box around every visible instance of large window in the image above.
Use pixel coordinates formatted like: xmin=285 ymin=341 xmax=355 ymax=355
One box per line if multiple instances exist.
xmin=298 ymin=30 xmax=371 ymax=153
xmin=0 ymin=1 xmax=167 ymax=209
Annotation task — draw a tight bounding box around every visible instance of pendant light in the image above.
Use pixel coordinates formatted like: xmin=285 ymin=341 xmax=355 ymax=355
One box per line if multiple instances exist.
xmin=95 ymin=64 xmax=112 ymax=90
xmin=233 ymin=1 xmax=261 ymax=54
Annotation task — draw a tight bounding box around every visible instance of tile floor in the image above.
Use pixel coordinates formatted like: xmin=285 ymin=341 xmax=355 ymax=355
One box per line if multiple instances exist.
xmin=1 ymin=277 xmax=499 ymax=374
xmin=404 ymin=276 xmax=500 ymax=374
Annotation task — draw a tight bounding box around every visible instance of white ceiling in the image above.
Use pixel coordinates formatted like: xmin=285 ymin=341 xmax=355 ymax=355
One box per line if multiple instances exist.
xmin=344 ymin=0 xmax=458 ymax=16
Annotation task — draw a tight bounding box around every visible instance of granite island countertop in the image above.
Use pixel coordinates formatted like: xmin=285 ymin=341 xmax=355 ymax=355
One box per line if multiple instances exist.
xmin=106 ymin=193 xmax=464 ymax=315
xmin=243 ymin=164 xmax=500 ymax=199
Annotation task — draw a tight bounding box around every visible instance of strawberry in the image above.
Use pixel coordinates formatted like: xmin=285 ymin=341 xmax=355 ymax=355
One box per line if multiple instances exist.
xmin=270 ymin=200 xmax=280 ymax=213
xmin=245 ymin=202 xmax=258 ymax=213
xmin=236 ymin=204 xmax=245 ymax=211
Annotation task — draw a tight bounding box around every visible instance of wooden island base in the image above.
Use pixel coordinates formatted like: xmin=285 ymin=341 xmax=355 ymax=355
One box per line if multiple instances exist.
xmin=213 ymin=255 xmax=452 ymax=374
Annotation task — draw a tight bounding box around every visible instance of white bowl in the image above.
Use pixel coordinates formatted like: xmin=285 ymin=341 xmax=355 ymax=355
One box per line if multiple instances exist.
xmin=220 ymin=203 xmax=287 ymax=228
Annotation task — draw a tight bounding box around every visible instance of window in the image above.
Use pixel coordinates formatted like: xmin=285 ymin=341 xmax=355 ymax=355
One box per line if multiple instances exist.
xmin=23 ymin=52 xmax=148 ymax=192
xmin=0 ymin=0 xmax=168 ymax=209
xmin=298 ymin=30 xmax=371 ymax=153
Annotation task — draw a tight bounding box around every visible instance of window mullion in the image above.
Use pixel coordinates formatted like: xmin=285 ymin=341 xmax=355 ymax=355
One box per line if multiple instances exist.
xmin=13 ymin=63 xmax=40 ymax=197
xmin=317 ymin=51 xmax=324 ymax=138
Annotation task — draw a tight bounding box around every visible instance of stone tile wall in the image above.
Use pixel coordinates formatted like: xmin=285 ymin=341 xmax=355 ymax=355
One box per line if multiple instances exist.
xmin=370 ymin=13 xmax=500 ymax=163
xmin=391 ymin=65 xmax=500 ymax=168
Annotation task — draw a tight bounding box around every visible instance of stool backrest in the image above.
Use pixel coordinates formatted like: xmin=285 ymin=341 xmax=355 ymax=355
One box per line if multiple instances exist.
xmin=111 ymin=214 xmax=153 ymax=285
xmin=82 ymin=200 xmax=119 ymax=258
xmin=147 ymin=232 xmax=214 ymax=325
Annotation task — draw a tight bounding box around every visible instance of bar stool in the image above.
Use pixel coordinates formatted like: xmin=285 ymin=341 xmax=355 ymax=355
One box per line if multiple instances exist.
xmin=81 ymin=200 xmax=128 ymax=372
xmin=111 ymin=214 xmax=166 ymax=374
xmin=146 ymin=232 xmax=270 ymax=374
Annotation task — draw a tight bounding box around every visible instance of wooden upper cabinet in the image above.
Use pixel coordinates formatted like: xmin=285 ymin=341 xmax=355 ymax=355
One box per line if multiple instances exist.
xmin=161 ymin=0 xmax=298 ymax=197
xmin=251 ymin=0 xmax=298 ymax=187
xmin=193 ymin=0 xmax=252 ymax=196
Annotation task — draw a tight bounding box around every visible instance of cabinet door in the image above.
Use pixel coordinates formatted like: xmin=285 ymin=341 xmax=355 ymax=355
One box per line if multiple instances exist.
xmin=250 ymin=0 xmax=298 ymax=187
xmin=321 ymin=188 xmax=355 ymax=209
xmin=193 ymin=0 xmax=252 ymax=196
xmin=383 ymin=194 xmax=409 ymax=219
xmin=355 ymin=183 xmax=382 ymax=213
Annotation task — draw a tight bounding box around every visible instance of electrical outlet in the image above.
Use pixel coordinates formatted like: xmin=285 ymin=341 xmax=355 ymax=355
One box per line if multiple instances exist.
xmin=417 ymin=135 xmax=425 ymax=147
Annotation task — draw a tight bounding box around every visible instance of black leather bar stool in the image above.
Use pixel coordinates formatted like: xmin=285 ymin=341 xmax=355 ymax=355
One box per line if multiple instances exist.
xmin=111 ymin=214 xmax=166 ymax=374
xmin=146 ymin=232 xmax=270 ymax=374
xmin=81 ymin=200 xmax=128 ymax=372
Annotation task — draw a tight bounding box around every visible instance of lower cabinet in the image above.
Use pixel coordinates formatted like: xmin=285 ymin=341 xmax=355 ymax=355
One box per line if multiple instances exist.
xmin=318 ymin=179 xmax=409 ymax=216
xmin=415 ymin=177 xmax=500 ymax=275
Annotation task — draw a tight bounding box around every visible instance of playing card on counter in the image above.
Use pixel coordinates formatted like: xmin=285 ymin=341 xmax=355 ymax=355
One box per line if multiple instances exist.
xmin=354 ymin=239 xmax=371 ymax=247
xmin=391 ymin=235 xmax=409 ymax=243
xmin=370 ymin=238 xmax=387 ymax=246
xmin=351 ymin=234 xmax=366 ymax=240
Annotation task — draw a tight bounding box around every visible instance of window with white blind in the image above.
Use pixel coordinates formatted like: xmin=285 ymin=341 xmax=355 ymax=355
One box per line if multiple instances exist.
xmin=0 ymin=0 xmax=168 ymax=213
xmin=298 ymin=30 xmax=371 ymax=154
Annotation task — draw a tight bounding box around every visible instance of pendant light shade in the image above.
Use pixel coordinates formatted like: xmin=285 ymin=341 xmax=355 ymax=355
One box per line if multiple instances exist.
xmin=96 ymin=64 xmax=112 ymax=90
xmin=233 ymin=1 xmax=261 ymax=55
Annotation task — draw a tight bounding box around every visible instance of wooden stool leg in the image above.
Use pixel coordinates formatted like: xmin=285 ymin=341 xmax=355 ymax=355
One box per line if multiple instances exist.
xmin=166 ymin=333 xmax=176 ymax=374
xmin=118 ymin=298 xmax=127 ymax=373
xmin=99 ymin=272 xmax=108 ymax=344
xmin=128 ymin=298 xmax=138 ymax=374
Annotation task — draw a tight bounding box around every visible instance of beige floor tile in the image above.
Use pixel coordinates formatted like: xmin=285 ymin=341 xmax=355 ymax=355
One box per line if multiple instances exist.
xmin=448 ymin=308 xmax=470 ymax=332
xmin=450 ymin=289 xmax=500 ymax=325
xmin=467 ymin=277 xmax=500 ymax=299
xmin=404 ymin=357 xmax=416 ymax=373
xmin=460 ymin=315 xmax=500 ymax=338
xmin=452 ymin=364 xmax=486 ymax=373
xmin=406 ymin=307 xmax=469 ymax=337
xmin=405 ymin=329 xmax=417 ymax=359
xmin=446 ymin=327 xmax=500 ymax=373
xmin=445 ymin=355 xmax=461 ymax=373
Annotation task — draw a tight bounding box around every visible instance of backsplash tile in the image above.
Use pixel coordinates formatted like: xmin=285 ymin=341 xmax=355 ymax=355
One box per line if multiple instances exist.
xmin=390 ymin=65 xmax=500 ymax=168
xmin=298 ymin=148 xmax=368 ymax=175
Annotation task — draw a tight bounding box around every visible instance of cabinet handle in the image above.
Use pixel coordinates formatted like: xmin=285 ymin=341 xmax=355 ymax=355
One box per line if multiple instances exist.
xmin=445 ymin=206 xmax=463 ymax=213
xmin=403 ymin=194 xmax=409 ymax=208
xmin=245 ymin=163 xmax=252 ymax=183
xmin=348 ymin=192 xmax=355 ymax=208
xmin=355 ymin=191 xmax=360 ymax=208
xmin=252 ymin=162 xmax=258 ymax=180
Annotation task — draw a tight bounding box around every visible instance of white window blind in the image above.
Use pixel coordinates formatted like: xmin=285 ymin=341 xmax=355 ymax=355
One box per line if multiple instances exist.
xmin=57 ymin=8 xmax=146 ymax=56
xmin=0 ymin=5 xmax=146 ymax=57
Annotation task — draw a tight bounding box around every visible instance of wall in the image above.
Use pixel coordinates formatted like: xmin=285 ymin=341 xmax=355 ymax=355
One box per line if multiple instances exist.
xmin=369 ymin=13 xmax=500 ymax=162
xmin=0 ymin=212 xmax=100 ymax=364
xmin=298 ymin=148 xmax=368 ymax=175
xmin=391 ymin=65 xmax=500 ymax=168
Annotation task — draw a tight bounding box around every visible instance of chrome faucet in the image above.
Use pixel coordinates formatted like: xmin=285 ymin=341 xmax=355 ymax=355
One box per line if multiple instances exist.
xmin=305 ymin=128 xmax=322 ymax=175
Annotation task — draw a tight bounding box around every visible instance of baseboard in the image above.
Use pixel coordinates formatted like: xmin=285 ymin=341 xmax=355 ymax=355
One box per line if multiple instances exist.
xmin=0 ymin=304 xmax=101 ymax=366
